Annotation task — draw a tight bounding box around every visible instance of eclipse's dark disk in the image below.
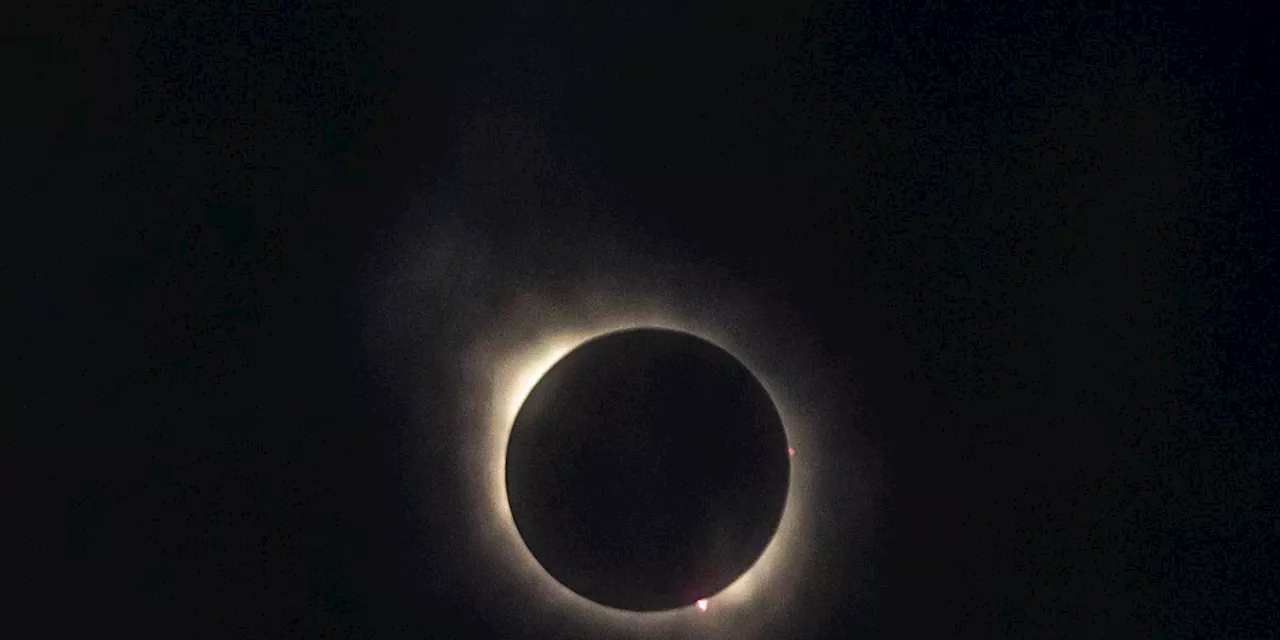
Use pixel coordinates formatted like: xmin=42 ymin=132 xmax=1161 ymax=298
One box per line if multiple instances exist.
xmin=504 ymin=328 xmax=790 ymax=611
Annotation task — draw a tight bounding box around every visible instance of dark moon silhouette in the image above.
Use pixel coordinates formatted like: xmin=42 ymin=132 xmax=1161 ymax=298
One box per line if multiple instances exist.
xmin=504 ymin=328 xmax=790 ymax=611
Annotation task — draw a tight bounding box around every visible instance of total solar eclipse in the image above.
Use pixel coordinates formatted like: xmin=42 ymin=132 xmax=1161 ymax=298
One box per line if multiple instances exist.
xmin=504 ymin=328 xmax=791 ymax=611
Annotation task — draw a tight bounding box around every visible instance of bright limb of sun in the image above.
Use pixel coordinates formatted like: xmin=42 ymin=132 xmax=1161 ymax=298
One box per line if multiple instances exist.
xmin=459 ymin=305 xmax=820 ymax=638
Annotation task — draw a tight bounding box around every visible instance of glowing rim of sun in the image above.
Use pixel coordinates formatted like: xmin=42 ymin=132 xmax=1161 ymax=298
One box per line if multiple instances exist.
xmin=472 ymin=313 xmax=818 ymax=634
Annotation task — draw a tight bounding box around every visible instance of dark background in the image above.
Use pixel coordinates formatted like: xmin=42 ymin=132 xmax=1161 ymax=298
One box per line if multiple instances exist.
xmin=11 ymin=1 xmax=1278 ymax=637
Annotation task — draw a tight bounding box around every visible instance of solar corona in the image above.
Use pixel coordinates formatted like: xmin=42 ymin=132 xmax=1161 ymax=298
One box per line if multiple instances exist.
xmin=425 ymin=282 xmax=850 ymax=640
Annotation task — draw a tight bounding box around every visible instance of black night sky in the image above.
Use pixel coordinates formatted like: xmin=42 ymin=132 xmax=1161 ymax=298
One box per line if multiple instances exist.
xmin=12 ymin=1 xmax=1279 ymax=638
